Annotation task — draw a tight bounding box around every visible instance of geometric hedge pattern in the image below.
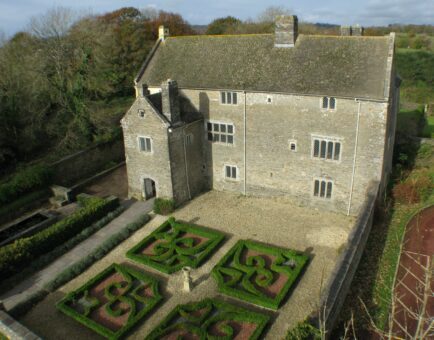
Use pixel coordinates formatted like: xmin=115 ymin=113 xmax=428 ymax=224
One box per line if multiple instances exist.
xmin=56 ymin=263 xmax=162 ymax=339
xmin=146 ymin=298 xmax=270 ymax=340
xmin=126 ymin=218 xmax=225 ymax=274
xmin=212 ymin=240 xmax=309 ymax=310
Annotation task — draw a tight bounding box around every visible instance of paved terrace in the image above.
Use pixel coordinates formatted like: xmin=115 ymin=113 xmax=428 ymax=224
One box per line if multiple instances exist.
xmin=20 ymin=191 xmax=356 ymax=339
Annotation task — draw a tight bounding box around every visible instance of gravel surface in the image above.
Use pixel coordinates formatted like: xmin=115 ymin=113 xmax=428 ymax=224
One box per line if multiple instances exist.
xmin=20 ymin=191 xmax=356 ymax=339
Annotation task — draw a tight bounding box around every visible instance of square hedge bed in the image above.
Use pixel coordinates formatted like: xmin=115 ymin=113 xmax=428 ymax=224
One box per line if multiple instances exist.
xmin=126 ymin=217 xmax=225 ymax=274
xmin=146 ymin=298 xmax=270 ymax=340
xmin=56 ymin=263 xmax=162 ymax=340
xmin=212 ymin=240 xmax=309 ymax=310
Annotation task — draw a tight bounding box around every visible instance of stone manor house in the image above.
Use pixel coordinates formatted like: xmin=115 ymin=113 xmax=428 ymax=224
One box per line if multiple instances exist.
xmin=121 ymin=15 xmax=399 ymax=216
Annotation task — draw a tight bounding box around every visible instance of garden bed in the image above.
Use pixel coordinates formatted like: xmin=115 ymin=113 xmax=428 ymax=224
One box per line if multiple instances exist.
xmin=146 ymin=298 xmax=270 ymax=340
xmin=57 ymin=263 xmax=162 ymax=339
xmin=126 ymin=218 xmax=225 ymax=274
xmin=212 ymin=240 xmax=308 ymax=310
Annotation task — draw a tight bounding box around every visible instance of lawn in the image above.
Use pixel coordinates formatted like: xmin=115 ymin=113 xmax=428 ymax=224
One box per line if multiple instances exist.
xmin=422 ymin=116 xmax=434 ymax=138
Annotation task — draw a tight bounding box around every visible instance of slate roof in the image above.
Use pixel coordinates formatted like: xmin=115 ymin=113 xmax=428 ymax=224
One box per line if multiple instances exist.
xmin=138 ymin=34 xmax=393 ymax=100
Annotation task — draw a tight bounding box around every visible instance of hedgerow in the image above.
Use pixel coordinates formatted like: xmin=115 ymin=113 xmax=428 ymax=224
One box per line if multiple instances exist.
xmin=0 ymin=164 xmax=53 ymax=204
xmin=212 ymin=239 xmax=309 ymax=310
xmin=126 ymin=217 xmax=225 ymax=274
xmin=146 ymin=298 xmax=270 ymax=340
xmin=0 ymin=196 xmax=119 ymax=277
xmin=45 ymin=213 xmax=150 ymax=292
xmin=57 ymin=263 xmax=162 ymax=339
xmin=153 ymin=198 xmax=175 ymax=215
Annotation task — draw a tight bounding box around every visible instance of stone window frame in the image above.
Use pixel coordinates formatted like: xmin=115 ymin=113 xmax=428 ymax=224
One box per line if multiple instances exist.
xmin=220 ymin=91 xmax=238 ymax=105
xmin=266 ymin=95 xmax=273 ymax=104
xmin=311 ymin=135 xmax=343 ymax=162
xmin=206 ymin=120 xmax=235 ymax=146
xmin=138 ymin=109 xmax=146 ymax=118
xmin=288 ymin=139 xmax=297 ymax=152
xmin=320 ymin=96 xmax=337 ymax=111
xmin=185 ymin=133 xmax=194 ymax=146
xmin=137 ymin=135 xmax=153 ymax=154
xmin=312 ymin=177 xmax=334 ymax=199
xmin=223 ymin=164 xmax=239 ymax=181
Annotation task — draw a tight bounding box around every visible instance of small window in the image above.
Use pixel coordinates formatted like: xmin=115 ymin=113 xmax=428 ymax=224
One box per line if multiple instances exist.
xmin=314 ymin=179 xmax=333 ymax=199
xmin=185 ymin=134 xmax=193 ymax=146
xmin=138 ymin=137 xmax=152 ymax=153
xmin=289 ymin=140 xmax=297 ymax=152
xmin=267 ymin=96 xmax=272 ymax=104
xmin=225 ymin=165 xmax=237 ymax=180
xmin=138 ymin=110 xmax=145 ymax=118
xmin=207 ymin=121 xmax=234 ymax=145
xmin=312 ymin=137 xmax=342 ymax=161
xmin=221 ymin=92 xmax=238 ymax=105
xmin=321 ymin=97 xmax=336 ymax=110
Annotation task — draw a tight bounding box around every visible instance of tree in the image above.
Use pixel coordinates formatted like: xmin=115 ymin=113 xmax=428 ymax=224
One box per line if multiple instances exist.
xmin=257 ymin=6 xmax=292 ymax=23
xmin=206 ymin=16 xmax=242 ymax=35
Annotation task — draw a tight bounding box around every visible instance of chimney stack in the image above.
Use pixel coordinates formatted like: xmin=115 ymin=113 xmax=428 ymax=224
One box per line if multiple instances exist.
xmin=161 ymin=79 xmax=180 ymax=124
xmin=340 ymin=25 xmax=352 ymax=36
xmin=159 ymin=25 xmax=169 ymax=41
xmin=340 ymin=25 xmax=364 ymax=36
xmin=275 ymin=15 xmax=298 ymax=48
xmin=352 ymin=24 xmax=364 ymax=36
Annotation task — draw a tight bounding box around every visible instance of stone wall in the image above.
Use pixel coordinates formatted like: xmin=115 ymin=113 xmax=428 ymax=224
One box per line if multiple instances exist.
xmin=50 ymin=139 xmax=125 ymax=187
xmin=122 ymin=97 xmax=173 ymax=200
xmin=318 ymin=181 xmax=379 ymax=333
xmin=177 ymin=88 xmax=389 ymax=216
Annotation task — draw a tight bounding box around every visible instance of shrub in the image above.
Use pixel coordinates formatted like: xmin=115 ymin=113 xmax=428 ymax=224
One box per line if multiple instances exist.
xmin=0 ymin=164 xmax=53 ymax=204
xmin=126 ymin=217 xmax=225 ymax=274
xmin=153 ymin=197 xmax=175 ymax=215
xmin=286 ymin=320 xmax=321 ymax=340
xmin=0 ymin=196 xmax=119 ymax=278
xmin=392 ymin=171 xmax=433 ymax=204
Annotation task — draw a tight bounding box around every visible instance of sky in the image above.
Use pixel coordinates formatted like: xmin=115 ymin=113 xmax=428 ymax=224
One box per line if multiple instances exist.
xmin=0 ymin=0 xmax=433 ymax=37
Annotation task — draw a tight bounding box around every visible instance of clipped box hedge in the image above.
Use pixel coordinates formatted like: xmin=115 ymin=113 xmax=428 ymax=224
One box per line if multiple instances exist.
xmin=57 ymin=263 xmax=162 ymax=339
xmin=0 ymin=196 xmax=119 ymax=278
xmin=146 ymin=298 xmax=270 ymax=340
xmin=126 ymin=217 xmax=225 ymax=274
xmin=212 ymin=239 xmax=309 ymax=310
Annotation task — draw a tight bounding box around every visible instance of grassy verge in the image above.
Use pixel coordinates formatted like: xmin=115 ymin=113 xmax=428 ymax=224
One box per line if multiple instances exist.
xmin=336 ymin=143 xmax=434 ymax=336
xmin=422 ymin=116 xmax=434 ymax=138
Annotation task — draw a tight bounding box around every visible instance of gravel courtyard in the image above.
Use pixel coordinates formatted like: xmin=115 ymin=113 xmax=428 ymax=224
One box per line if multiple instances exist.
xmin=20 ymin=190 xmax=355 ymax=339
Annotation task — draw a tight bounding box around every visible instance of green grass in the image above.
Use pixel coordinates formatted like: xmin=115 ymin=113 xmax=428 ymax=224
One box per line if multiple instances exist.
xmin=422 ymin=116 xmax=434 ymax=138
xmin=0 ymin=332 xmax=8 ymax=340
xmin=396 ymin=108 xmax=424 ymax=136
xmin=126 ymin=217 xmax=225 ymax=274
xmin=57 ymin=263 xmax=162 ymax=340
xmin=146 ymin=298 xmax=270 ymax=340
xmin=212 ymin=239 xmax=309 ymax=310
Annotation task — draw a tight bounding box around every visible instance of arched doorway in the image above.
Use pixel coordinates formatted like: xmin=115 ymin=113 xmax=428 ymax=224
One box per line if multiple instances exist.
xmin=143 ymin=178 xmax=156 ymax=200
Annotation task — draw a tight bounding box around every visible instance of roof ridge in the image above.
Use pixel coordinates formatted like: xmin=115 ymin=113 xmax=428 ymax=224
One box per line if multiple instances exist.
xmin=166 ymin=33 xmax=273 ymax=39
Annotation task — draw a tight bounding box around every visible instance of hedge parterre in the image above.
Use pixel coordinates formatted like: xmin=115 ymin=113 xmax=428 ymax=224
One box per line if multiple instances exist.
xmin=212 ymin=240 xmax=309 ymax=310
xmin=57 ymin=263 xmax=162 ymax=340
xmin=126 ymin=217 xmax=225 ymax=274
xmin=146 ymin=298 xmax=270 ymax=340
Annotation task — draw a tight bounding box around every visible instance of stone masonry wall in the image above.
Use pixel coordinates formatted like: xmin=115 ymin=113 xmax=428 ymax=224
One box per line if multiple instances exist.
xmin=50 ymin=139 xmax=125 ymax=187
xmin=177 ymin=88 xmax=388 ymax=216
xmin=122 ymin=97 xmax=173 ymax=200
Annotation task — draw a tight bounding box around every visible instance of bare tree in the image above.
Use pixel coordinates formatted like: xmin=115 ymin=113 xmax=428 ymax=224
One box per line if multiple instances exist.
xmin=257 ymin=6 xmax=292 ymax=23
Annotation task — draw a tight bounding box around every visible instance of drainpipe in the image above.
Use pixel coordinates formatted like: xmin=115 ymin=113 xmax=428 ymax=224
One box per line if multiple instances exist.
xmin=182 ymin=126 xmax=192 ymax=200
xmin=348 ymin=99 xmax=361 ymax=216
xmin=243 ymin=91 xmax=247 ymax=196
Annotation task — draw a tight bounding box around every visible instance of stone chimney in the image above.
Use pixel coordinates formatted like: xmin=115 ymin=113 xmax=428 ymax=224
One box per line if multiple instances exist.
xmin=161 ymin=79 xmax=181 ymax=124
xmin=275 ymin=15 xmax=298 ymax=48
xmin=340 ymin=25 xmax=352 ymax=36
xmin=352 ymin=24 xmax=364 ymax=36
xmin=136 ymin=83 xmax=150 ymax=97
xmin=159 ymin=25 xmax=169 ymax=41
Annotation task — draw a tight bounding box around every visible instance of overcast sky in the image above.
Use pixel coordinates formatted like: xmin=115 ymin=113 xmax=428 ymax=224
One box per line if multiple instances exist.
xmin=1 ymin=0 xmax=433 ymax=37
